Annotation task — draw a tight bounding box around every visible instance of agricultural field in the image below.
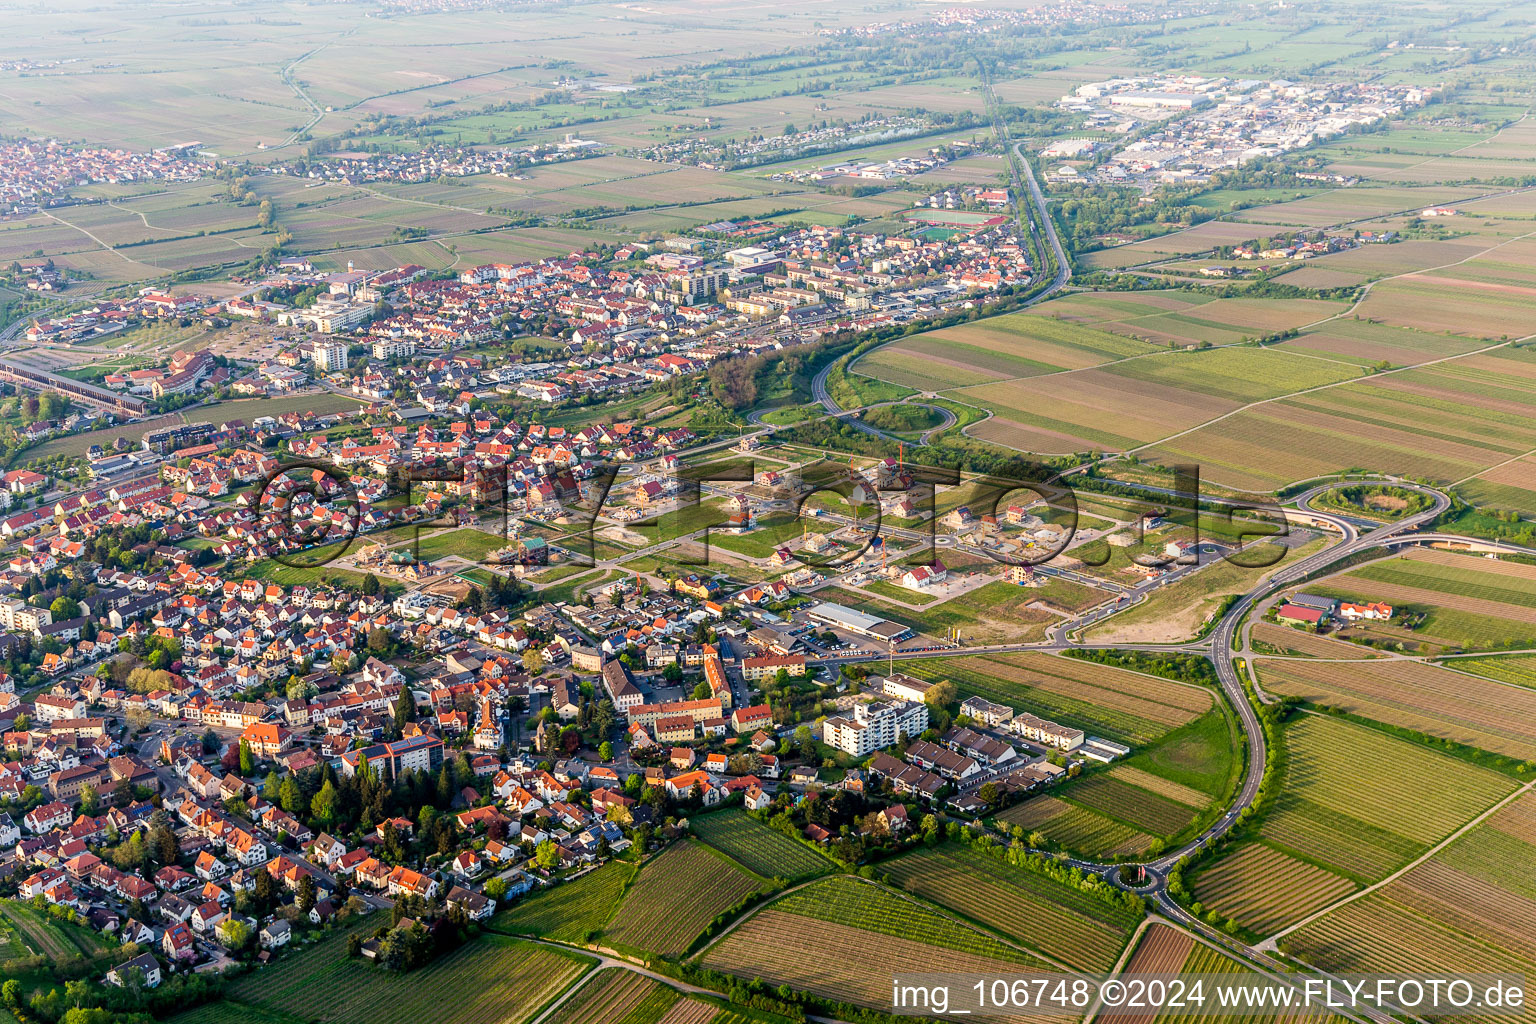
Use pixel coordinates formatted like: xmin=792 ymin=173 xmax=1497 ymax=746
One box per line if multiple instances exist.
xmin=1248 ymin=621 xmax=1380 ymax=659
xmin=850 ymin=576 xmax=1112 ymax=645
xmin=549 ymin=969 xmax=681 ymax=1024
xmin=1106 ymin=925 xmax=1345 ymax=1024
xmin=603 ymin=840 xmax=765 ymax=956
xmin=957 ymin=345 xmax=1361 ymax=454
xmin=688 ymin=811 xmax=833 ymax=882
xmin=1281 ymin=792 xmax=1536 ymax=1018
xmin=1229 ymin=186 xmax=1495 ymax=226
xmin=223 ymin=927 xmax=591 ymax=1024
xmin=1256 ymin=654 xmax=1536 ymax=761
xmin=763 ymin=876 xmax=1043 ymax=962
xmin=995 ymin=796 xmax=1157 ymax=858
xmin=880 ymin=844 xmax=1141 ymax=972
xmin=1063 ymin=774 xmax=1201 ymax=838
xmin=1440 ymin=653 xmax=1536 ymax=689
xmin=1256 ymin=715 xmax=1516 ymax=883
xmin=701 ymin=877 xmax=1052 ymax=1021
xmin=0 ymin=900 xmax=110 ymax=960
xmin=1075 ymin=220 xmax=1306 ymax=269
xmin=1141 ymin=346 xmax=1536 ymax=490
xmin=1310 ymin=548 xmax=1536 ymax=651
xmin=901 ymin=651 xmax=1213 ymax=746
xmin=853 ymin=312 xmax=1152 ymax=392
xmin=1188 ymin=842 xmax=1358 ymax=936
xmin=1276 ymin=319 xmax=1487 ymax=368
xmin=489 ymin=862 xmax=635 ymax=943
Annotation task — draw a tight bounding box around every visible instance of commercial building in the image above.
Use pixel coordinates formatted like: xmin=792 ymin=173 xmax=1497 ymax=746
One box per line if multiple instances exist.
xmin=806 ymin=602 xmax=914 ymax=643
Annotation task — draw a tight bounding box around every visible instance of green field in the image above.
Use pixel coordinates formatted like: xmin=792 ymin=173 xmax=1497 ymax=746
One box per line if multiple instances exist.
xmin=880 ymin=844 xmax=1140 ymax=972
xmin=0 ymin=900 xmax=111 ymax=960
xmin=766 ymin=876 xmax=1041 ymax=963
xmin=489 ymin=862 xmax=635 ymax=943
xmin=689 ymin=811 xmax=834 ymax=882
xmin=603 ymin=840 xmax=764 ymax=957
xmin=901 ymin=651 xmax=1213 ymax=746
xmin=1311 ymin=550 xmax=1536 ymax=652
xmin=1258 ymin=715 xmax=1516 ymax=883
xmin=223 ymin=925 xmax=591 ymax=1024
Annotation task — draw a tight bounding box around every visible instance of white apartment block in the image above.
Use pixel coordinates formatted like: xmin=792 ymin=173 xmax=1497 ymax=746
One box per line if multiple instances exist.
xmin=372 ymin=338 xmax=417 ymax=361
xmin=823 ymin=699 xmax=928 ymax=757
xmin=313 ymin=340 xmax=349 ymax=373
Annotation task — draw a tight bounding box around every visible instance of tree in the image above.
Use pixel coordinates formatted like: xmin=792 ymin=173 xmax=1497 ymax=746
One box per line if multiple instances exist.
xmin=598 ymin=741 xmax=613 ymax=762
xmin=221 ymin=917 xmax=255 ymax=954
xmin=367 ymin=627 xmax=393 ymax=655
xmin=48 ymin=596 xmax=80 ymax=620
xmin=361 ymin=573 xmax=382 ymax=597
xmin=522 ymin=649 xmax=543 ymax=676
xmin=77 ymin=784 xmax=99 ymax=815
xmin=534 ymin=839 xmax=560 ymax=870
xmin=253 ymin=868 xmax=278 ymax=911
xmin=311 ymin=778 xmax=338 ymax=823
xmin=297 ymin=874 xmax=317 ymax=913
xmin=691 ymin=680 xmax=712 ymax=700
xmin=924 ymin=679 xmax=957 ymax=710
xmin=149 ymin=820 xmax=178 ymax=866
xmin=280 ymin=775 xmax=302 ymax=815
xmin=238 ymin=738 xmax=255 ymax=776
